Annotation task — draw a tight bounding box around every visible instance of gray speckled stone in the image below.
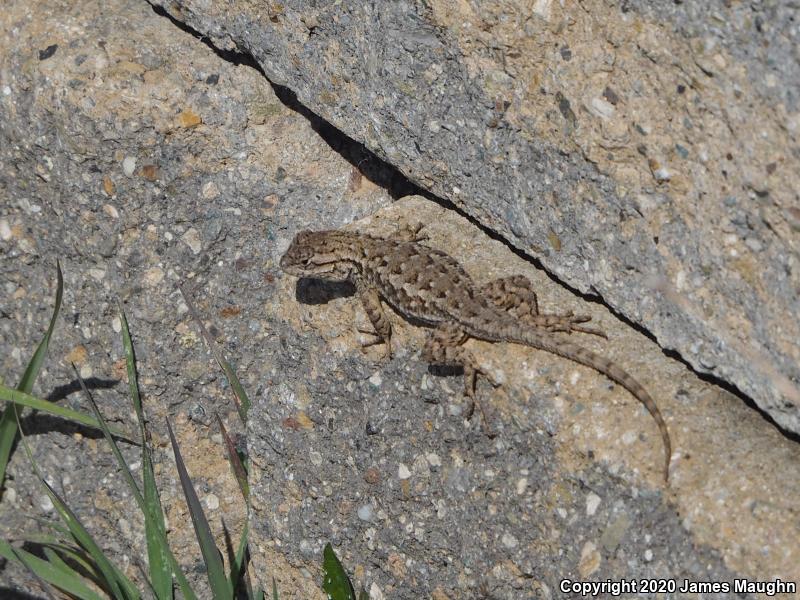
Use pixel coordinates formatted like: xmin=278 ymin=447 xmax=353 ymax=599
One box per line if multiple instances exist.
xmin=148 ymin=0 xmax=800 ymax=435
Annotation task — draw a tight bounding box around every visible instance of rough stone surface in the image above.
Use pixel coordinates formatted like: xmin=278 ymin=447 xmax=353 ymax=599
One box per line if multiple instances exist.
xmin=251 ymin=196 xmax=800 ymax=597
xmin=0 ymin=0 xmax=391 ymax=595
xmin=2 ymin=0 xmax=800 ymax=598
xmin=149 ymin=0 xmax=800 ymax=435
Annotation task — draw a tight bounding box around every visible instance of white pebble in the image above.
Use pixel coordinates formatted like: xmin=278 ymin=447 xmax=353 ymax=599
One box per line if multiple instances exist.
xmin=40 ymin=494 xmax=54 ymax=512
xmin=0 ymin=219 xmax=11 ymax=241
xmin=122 ymin=156 xmax=137 ymax=176
xmin=644 ymin=549 xmax=653 ymax=561
xmin=516 ymin=477 xmax=528 ymax=495
xmin=357 ymin=504 xmax=374 ymax=521
xmin=586 ymin=492 xmax=601 ymax=516
xmin=368 ymin=371 xmax=383 ymax=387
xmin=111 ymin=316 xmax=122 ymax=333
xmin=397 ymin=463 xmax=411 ymax=480
xmin=425 ymin=452 xmax=441 ymax=467
xmin=501 ymin=532 xmax=518 ymax=548
xmin=205 ymin=493 xmax=219 ymax=510
xmin=181 ymin=228 xmax=202 ymax=254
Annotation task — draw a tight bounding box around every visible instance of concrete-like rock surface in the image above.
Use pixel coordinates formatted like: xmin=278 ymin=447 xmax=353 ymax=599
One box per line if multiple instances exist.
xmin=1 ymin=0 xmax=799 ymax=598
xmin=251 ymin=196 xmax=800 ymax=598
xmin=149 ymin=0 xmax=800 ymax=436
xmin=0 ymin=0 xmax=391 ymax=595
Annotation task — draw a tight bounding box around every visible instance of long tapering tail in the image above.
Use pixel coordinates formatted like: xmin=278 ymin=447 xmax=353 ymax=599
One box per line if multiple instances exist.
xmin=510 ymin=330 xmax=672 ymax=481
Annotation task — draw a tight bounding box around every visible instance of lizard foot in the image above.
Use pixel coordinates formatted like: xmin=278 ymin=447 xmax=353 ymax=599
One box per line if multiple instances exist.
xmin=357 ymin=327 xmax=392 ymax=359
xmin=535 ymin=312 xmax=608 ymax=339
xmin=395 ymin=222 xmax=428 ymax=243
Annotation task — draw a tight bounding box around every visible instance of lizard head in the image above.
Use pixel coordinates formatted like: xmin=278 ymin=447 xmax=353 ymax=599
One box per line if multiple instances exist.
xmin=279 ymin=229 xmax=353 ymax=281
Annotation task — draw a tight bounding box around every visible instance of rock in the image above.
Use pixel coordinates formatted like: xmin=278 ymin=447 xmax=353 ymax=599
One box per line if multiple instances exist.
xmin=3 ymin=0 xmax=800 ymax=597
xmin=149 ymin=0 xmax=800 ymax=436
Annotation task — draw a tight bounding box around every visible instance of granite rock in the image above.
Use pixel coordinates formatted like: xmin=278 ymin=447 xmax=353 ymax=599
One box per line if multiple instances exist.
xmin=148 ymin=0 xmax=800 ymax=435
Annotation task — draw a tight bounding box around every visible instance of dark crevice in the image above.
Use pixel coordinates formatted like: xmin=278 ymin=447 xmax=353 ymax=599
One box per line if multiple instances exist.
xmin=146 ymin=2 xmax=796 ymax=445
xmin=148 ymin=2 xmax=421 ymax=199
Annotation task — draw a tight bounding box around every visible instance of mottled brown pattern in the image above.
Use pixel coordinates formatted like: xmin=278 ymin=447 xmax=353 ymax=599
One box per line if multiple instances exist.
xmin=280 ymin=228 xmax=672 ymax=481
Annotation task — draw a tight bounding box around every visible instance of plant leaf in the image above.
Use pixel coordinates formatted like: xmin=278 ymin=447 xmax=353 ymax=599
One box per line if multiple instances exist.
xmin=322 ymin=543 xmax=355 ymax=600
xmin=167 ymin=419 xmax=232 ymax=599
xmin=178 ymin=284 xmax=250 ymax=424
xmin=0 ymin=260 xmax=63 ymax=486
xmin=0 ymin=384 xmax=132 ymax=439
xmin=119 ymin=304 xmax=195 ymax=600
xmin=0 ymin=540 xmax=105 ymax=600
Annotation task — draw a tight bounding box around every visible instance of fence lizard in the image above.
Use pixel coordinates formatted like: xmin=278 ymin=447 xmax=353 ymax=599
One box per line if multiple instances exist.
xmin=280 ymin=227 xmax=672 ymax=481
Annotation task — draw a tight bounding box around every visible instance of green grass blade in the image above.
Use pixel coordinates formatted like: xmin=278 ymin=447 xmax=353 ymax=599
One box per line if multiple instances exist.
xmin=272 ymin=578 xmax=279 ymax=600
xmin=0 ymin=384 xmax=132 ymax=439
xmin=41 ymin=479 xmax=140 ymax=600
xmin=179 ymin=284 xmax=250 ymax=423
xmin=167 ymin=419 xmax=232 ymax=599
xmin=119 ymin=303 xmax=194 ymax=600
xmin=0 ymin=261 xmax=63 ymax=486
xmin=142 ymin=448 xmax=173 ymax=600
xmin=322 ymin=543 xmax=355 ymax=600
xmin=13 ymin=546 xmax=58 ymax=600
xmin=0 ymin=540 xmax=105 ymax=600
xmin=72 ymin=364 xmax=144 ymax=507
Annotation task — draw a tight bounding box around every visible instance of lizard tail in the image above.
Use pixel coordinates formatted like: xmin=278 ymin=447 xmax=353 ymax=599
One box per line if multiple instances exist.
xmin=516 ymin=332 xmax=672 ymax=482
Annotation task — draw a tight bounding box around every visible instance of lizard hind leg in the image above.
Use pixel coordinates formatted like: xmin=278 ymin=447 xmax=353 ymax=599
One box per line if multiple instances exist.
xmin=423 ymin=322 xmax=498 ymax=422
xmin=480 ymin=275 xmax=607 ymax=339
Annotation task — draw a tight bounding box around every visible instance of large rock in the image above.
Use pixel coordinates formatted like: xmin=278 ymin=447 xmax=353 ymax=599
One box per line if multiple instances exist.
xmin=2 ymin=0 xmax=800 ymax=597
xmin=148 ymin=0 xmax=800 ymax=434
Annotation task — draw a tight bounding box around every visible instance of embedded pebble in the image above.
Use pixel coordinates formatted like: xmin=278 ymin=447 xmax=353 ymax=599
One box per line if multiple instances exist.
xmin=0 ymin=219 xmax=11 ymax=241
xmin=357 ymin=504 xmax=374 ymax=521
xmin=425 ymin=452 xmax=441 ymax=468
xmin=397 ymin=463 xmax=411 ymax=479
xmin=39 ymin=494 xmax=54 ymax=512
xmin=587 ymin=96 xmax=615 ymax=120
xmin=369 ymin=371 xmax=383 ymax=386
xmin=122 ymin=156 xmax=136 ymax=176
xmin=501 ymin=532 xmax=518 ymax=548
xmin=586 ymin=492 xmax=602 ymax=516
xmin=143 ymin=267 xmax=165 ymax=286
xmin=205 ymin=493 xmax=219 ymax=510
xmin=181 ymin=228 xmax=202 ymax=254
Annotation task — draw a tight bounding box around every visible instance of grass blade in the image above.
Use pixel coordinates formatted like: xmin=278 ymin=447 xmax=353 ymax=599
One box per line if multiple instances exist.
xmin=0 ymin=384 xmax=132 ymax=439
xmin=41 ymin=479 xmax=140 ymax=600
xmin=272 ymin=578 xmax=279 ymax=600
xmin=0 ymin=540 xmax=104 ymax=600
xmin=179 ymin=284 xmax=250 ymax=424
xmin=216 ymin=414 xmax=249 ymax=502
xmin=72 ymin=364 xmax=144 ymax=506
xmin=0 ymin=260 xmax=63 ymax=486
xmin=322 ymin=543 xmax=355 ymax=600
xmin=119 ymin=303 xmax=195 ymax=600
xmin=167 ymin=419 xmax=232 ymax=599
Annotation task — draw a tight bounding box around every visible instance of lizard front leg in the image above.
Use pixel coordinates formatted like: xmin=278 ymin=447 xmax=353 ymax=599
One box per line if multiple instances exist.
xmin=480 ymin=275 xmax=606 ymax=338
xmin=356 ymin=281 xmax=393 ymax=358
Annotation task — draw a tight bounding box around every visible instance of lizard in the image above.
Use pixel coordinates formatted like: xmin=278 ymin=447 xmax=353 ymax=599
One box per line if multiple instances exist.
xmin=279 ymin=227 xmax=672 ymax=481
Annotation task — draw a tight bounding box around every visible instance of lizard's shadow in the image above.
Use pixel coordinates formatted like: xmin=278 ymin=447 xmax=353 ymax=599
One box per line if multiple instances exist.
xmin=295 ymin=277 xmax=356 ymax=304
